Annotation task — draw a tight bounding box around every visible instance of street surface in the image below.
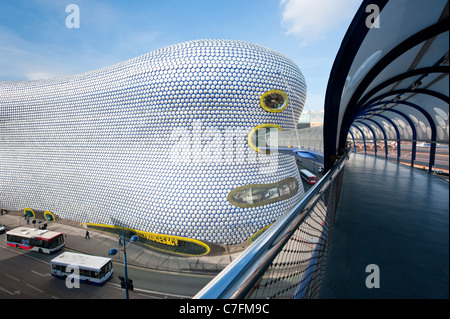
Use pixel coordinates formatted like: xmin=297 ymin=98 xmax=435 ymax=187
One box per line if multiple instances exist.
xmin=0 ymin=232 xmax=214 ymax=299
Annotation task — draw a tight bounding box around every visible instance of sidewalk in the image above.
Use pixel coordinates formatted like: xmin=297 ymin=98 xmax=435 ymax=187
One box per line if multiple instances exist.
xmin=0 ymin=211 xmax=239 ymax=275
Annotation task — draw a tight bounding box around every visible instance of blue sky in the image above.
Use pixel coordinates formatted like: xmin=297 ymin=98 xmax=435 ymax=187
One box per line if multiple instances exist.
xmin=0 ymin=0 xmax=362 ymax=112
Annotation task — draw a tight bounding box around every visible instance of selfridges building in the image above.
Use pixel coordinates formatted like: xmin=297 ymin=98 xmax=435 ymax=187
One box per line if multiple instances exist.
xmin=0 ymin=39 xmax=307 ymax=254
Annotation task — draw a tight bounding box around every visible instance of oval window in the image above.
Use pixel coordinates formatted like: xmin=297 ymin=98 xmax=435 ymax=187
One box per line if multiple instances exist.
xmin=260 ymin=90 xmax=289 ymax=112
xmin=248 ymin=123 xmax=283 ymax=153
xmin=227 ymin=177 xmax=299 ymax=208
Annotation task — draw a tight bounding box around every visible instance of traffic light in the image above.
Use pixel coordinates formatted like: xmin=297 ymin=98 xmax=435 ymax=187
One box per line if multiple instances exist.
xmin=127 ymin=279 xmax=134 ymax=290
xmin=118 ymin=276 xmax=133 ymax=290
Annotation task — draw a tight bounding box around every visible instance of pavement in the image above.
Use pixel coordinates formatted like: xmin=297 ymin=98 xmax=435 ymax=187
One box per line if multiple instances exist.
xmin=0 ymin=210 xmax=240 ymax=275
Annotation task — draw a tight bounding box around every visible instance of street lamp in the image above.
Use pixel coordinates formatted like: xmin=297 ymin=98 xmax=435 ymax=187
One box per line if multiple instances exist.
xmin=108 ymin=227 xmax=139 ymax=299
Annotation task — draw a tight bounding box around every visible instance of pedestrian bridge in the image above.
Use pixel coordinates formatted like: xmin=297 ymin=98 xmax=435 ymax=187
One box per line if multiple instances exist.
xmin=195 ymin=0 xmax=449 ymax=299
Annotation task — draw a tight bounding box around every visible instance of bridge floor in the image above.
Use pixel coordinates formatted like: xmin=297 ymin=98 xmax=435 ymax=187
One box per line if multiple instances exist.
xmin=320 ymin=153 xmax=449 ymax=298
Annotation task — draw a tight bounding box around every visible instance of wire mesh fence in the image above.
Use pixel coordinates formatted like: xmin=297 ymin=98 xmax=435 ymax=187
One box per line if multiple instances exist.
xmin=195 ymin=154 xmax=347 ymax=299
xmin=247 ymin=165 xmax=344 ymax=299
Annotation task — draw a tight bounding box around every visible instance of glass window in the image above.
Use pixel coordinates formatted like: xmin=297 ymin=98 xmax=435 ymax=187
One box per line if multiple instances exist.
xmin=228 ymin=177 xmax=299 ymax=208
xmin=248 ymin=123 xmax=283 ymax=153
xmin=260 ymin=90 xmax=289 ymax=112
xmin=49 ymin=235 xmax=64 ymax=248
xmin=81 ymin=269 xmax=91 ymax=277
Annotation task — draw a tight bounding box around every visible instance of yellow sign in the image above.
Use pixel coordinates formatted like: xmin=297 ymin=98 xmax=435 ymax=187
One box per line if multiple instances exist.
xmin=84 ymin=223 xmax=210 ymax=256
xmin=133 ymin=229 xmax=178 ymax=246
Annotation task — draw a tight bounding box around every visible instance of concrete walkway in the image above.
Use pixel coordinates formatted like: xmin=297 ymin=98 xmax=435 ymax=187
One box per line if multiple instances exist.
xmin=320 ymin=153 xmax=449 ymax=298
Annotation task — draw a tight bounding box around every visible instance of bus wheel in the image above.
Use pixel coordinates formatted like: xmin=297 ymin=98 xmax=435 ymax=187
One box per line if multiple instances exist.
xmin=16 ymin=244 xmax=20 ymax=248
xmin=38 ymin=248 xmax=43 ymax=253
xmin=85 ymin=279 xmax=90 ymax=285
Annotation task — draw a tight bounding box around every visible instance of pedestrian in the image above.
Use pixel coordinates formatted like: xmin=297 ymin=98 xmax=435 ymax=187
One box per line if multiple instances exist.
xmin=118 ymin=236 xmax=122 ymax=246
xmin=85 ymin=230 xmax=90 ymax=239
xmin=26 ymin=218 xmax=30 ymax=225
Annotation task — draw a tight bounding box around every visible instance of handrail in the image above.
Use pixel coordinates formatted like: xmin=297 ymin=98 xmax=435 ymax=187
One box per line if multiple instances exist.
xmin=194 ymin=154 xmax=348 ymax=299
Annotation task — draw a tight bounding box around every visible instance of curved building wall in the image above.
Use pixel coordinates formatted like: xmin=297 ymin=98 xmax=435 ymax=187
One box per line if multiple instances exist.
xmin=0 ymin=39 xmax=307 ymax=245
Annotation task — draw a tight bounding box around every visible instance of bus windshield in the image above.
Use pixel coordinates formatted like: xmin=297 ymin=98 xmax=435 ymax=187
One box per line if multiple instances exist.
xmin=99 ymin=261 xmax=113 ymax=279
xmin=49 ymin=234 xmax=64 ymax=248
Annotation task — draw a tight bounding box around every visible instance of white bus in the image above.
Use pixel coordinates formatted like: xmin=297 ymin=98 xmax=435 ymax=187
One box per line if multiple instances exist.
xmin=6 ymin=227 xmax=65 ymax=254
xmin=300 ymin=169 xmax=318 ymax=185
xmin=51 ymin=252 xmax=114 ymax=286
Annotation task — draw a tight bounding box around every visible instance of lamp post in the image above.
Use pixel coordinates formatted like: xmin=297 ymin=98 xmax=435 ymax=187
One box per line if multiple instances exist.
xmin=108 ymin=227 xmax=138 ymax=299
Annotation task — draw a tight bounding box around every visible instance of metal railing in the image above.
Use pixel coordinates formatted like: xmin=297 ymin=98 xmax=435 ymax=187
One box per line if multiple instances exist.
xmin=194 ymin=154 xmax=348 ymax=299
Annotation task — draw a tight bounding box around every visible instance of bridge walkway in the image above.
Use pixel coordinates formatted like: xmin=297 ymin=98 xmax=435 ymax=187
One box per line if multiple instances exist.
xmin=320 ymin=153 xmax=449 ymax=298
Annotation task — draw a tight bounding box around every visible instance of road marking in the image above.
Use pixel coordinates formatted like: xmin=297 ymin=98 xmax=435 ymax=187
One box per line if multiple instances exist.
xmin=107 ymin=282 xmax=190 ymax=299
xmin=31 ymin=270 xmax=51 ymax=277
xmin=0 ymin=286 xmax=20 ymax=296
xmin=4 ymin=273 xmax=20 ymax=281
xmin=0 ymin=245 xmax=51 ymax=266
xmin=137 ymin=292 xmax=159 ymax=299
xmin=26 ymin=284 xmax=44 ymax=293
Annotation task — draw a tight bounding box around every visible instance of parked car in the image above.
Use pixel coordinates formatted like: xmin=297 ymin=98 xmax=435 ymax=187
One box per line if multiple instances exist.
xmin=0 ymin=223 xmax=5 ymax=234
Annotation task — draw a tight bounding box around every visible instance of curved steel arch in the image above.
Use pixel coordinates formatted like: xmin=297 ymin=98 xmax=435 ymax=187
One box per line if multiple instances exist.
xmin=367 ymin=113 xmax=402 ymax=162
xmin=365 ymin=118 xmax=389 ymax=159
xmin=370 ymin=106 xmax=418 ymax=166
xmin=360 ymin=100 xmax=437 ymax=142
xmin=354 ymin=120 xmax=378 ymax=155
xmin=324 ymin=0 xmax=449 ymax=173
xmin=360 ymin=99 xmax=438 ymax=171
xmin=323 ymin=0 xmax=389 ymax=170
xmin=351 ymin=123 xmax=367 ymax=153
xmin=362 ymin=87 xmax=450 ymax=109
xmin=347 ymin=129 xmax=357 ymax=152
xmin=356 ymin=65 xmax=449 ymax=109
xmin=336 ymin=17 xmax=449 ymax=165
xmin=360 ymin=102 xmax=419 ymax=141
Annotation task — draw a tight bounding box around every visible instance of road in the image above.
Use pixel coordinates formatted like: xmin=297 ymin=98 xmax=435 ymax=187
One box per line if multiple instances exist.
xmin=0 ymin=245 xmax=131 ymax=299
xmin=0 ymin=238 xmax=214 ymax=299
xmin=111 ymin=258 xmax=214 ymax=298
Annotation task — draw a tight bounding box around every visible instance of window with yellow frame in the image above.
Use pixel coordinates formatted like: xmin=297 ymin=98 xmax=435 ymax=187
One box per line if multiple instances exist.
xmin=247 ymin=123 xmax=283 ymax=153
xmin=260 ymin=89 xmax=289 ymax=113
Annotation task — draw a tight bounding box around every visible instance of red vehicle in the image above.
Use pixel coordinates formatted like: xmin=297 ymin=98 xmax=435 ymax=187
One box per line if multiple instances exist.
xmin=6 ymin=227 xmax=65 ymax=254
xmin=300 ymin=169 xmax=318 ymax=185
